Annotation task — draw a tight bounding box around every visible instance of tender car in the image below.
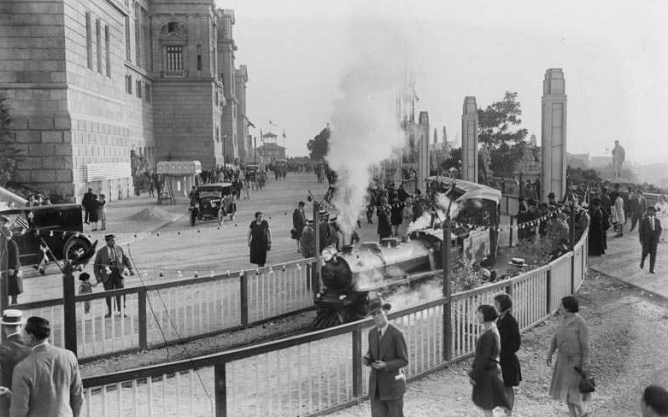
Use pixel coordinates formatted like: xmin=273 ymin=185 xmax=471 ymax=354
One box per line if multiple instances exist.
xmin=189 ymin=183 xmax=236 ymax=226
xmin=0 ymin=204 xmax=94 ymax=267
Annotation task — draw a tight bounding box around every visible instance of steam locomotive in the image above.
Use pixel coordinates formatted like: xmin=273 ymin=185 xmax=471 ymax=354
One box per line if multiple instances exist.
xmin=312 ymin=179 xmax=502 ymax=329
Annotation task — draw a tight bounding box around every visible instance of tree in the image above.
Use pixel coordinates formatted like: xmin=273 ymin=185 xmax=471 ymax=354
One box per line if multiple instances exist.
xmin=0 ymin=93 xmax=24 ymax=187
xmin=477 ymin=92 xmax=529 ymax=178
xmin=567 ymin=166 xmax=602 ymax=185
xmin=306 ymin=126 xmax=330 ymax=161
xmin=440 ymin=147 xmax=461 ymax=173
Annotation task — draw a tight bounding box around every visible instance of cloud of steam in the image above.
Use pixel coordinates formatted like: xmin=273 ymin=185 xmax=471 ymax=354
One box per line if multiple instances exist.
xmin=325 ymin=17 xmax=413 ymax=237
xmin=406 ymin=193 xmax=462 ymax=233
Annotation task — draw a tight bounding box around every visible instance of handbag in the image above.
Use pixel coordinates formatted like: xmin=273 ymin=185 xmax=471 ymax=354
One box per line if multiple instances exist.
xmin=574 ymin=366 xmax=595 ymax=393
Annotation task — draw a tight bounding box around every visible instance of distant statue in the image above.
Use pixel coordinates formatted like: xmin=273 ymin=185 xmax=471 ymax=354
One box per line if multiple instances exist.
xmin=611 ymin=140 xmax=625 ymax=177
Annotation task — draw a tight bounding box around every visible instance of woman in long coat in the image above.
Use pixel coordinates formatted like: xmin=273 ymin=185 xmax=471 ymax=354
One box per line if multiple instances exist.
xmin=1 ymin=223 xmax=23 ymax=304
xmin=494 ymin=293 xmax=522 ymax=415
xmin=547 ymin=296 xmax=591 ymax=417
xmin=469 ymin=304 xmax=511 ymax=417
xmin=588 ymin=198 xmax=606 ymax=256
xmin=248 ymin=211 xmax=271 ymax=267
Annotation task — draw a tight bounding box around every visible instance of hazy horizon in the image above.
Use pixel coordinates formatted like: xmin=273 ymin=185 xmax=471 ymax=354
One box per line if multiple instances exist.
xmin=218 ymin=0 xmax=668 ymax=165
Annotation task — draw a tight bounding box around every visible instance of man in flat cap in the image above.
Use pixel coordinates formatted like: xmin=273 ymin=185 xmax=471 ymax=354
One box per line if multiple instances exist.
xmin=0 ymin=310 xmax=31 ymax=414
xmin=363 ymin=298 xmax=408 ymax=417
xmin=93 ymin=234 xmax=134 ymax=318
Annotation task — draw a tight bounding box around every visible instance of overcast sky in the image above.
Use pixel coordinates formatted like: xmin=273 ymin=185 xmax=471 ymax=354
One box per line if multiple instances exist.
xmin=217 ymin=0 xmax=668 ymax=164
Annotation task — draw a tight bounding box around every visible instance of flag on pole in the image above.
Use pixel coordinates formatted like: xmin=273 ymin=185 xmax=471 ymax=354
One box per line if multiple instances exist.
xmin=282 ymin=129 xmax=287 ymax=139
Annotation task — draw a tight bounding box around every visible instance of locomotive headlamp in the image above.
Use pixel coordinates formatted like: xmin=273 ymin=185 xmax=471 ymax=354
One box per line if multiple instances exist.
xmin=338 ymin=294 xmax=347 ymax=300
xmin=322 ymin=247 xmax=336 ymax=262
xmin=315 ymin=292 xmax=322 ymax=299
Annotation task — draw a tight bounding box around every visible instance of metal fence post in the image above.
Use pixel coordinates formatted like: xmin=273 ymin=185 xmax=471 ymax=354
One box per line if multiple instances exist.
xmin=0 ymin=238 xmax=7 ymax=343
xmin=138 ymin=287 xmax=148 ymax=350
xmin=352 ymin=327 xmax=363 ymax=397
xmin=546 ymin=269 xmax=552 ymax=315
xmin=240 ymin=271 xmax=249 ymax=326
xmin=442 ymin=221 xmax=452 ymax=362
xmin=63 ymin=263 xmax=77 ymax=356
xmin=214 ymin=362 xmax=227 ymax=417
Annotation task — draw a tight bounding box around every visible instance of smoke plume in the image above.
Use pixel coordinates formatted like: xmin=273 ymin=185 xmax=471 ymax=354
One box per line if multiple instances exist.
xmin=325 ymin=18 xmax=412 ymax=237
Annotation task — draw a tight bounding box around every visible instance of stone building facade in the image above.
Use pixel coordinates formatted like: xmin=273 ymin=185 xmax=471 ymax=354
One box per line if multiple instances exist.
xmin=0 ymin=0 xmax=249 ymax=203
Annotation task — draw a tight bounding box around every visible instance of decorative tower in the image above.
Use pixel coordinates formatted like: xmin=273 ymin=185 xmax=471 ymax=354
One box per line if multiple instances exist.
xmin=541 ymin=69 xmax=568 ymax=202
xmin=461 ymin=96 xmax=479 ymax=183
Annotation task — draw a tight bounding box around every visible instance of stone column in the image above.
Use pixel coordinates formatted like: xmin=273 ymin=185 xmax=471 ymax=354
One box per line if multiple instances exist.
xmin=541 ymin=69 xmax=568 ymax=203
xmin=418 ymin=112 xmax=430 ymax=192
xmin=461 ymin=96 xmax=478 ymax=183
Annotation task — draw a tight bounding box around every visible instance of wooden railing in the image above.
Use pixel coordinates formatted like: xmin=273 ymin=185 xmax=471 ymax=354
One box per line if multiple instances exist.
xmin=15 ymin=258 xmax=316 ymax=360
xmin=76 ymin=227 xmax=589 ymax=416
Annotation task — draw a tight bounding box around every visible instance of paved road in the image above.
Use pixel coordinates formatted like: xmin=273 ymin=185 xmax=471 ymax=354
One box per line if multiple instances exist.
xmin=20 ymin=173 xmax=340 ymax=303
xmin=589 ymin=225 xmax=668 ymax=299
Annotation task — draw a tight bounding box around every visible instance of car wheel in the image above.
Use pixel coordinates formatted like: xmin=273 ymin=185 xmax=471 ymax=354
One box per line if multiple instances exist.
xmin=190 ymin=213 xmax=196 ymax=227
xmin=64 ymin=238 xmax=91 ymax=263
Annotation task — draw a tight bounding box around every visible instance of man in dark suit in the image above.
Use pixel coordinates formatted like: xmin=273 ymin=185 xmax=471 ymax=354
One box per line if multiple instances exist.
xmin=81 ymin=188 xmax=95 ymax=224
xmin=0 ymin=310 xmax=31 ymax=415
xmin=363 ymin=298 xmax=408 ymax=417
xmin=639 ymin=206 xmax=662 ymax=274
xmin=10 ymin=316 xmax=83 ymax=417
xmin=93 ymin=234 xmax=134 ymax=317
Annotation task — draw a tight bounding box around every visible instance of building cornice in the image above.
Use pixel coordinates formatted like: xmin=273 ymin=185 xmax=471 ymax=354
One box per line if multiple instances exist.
xmin=125 ymin=62 xmax=153 ymax=80
xmin=105 ymin=0 xmax=130 ymax=17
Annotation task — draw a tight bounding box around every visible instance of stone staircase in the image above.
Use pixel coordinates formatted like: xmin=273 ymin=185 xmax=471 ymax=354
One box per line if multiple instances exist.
xmin=0 ymin=186 xmax=26 ymax=209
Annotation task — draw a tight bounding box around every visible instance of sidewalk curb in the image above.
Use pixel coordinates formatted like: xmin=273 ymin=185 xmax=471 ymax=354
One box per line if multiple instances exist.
xmin=588 ymin=265 xmax=668 ymax=303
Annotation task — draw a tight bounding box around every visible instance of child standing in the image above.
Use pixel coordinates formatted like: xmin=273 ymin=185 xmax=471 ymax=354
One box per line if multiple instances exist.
xmin=79 ymin=272 xmax=94 ymax=316
xmin=97 ymin=194 xmax=107 ymax=231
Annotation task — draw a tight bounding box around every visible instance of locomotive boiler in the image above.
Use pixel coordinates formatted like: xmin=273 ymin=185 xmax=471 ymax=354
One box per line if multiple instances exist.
xmin=312 ymin=179 xmax=502 ymax=329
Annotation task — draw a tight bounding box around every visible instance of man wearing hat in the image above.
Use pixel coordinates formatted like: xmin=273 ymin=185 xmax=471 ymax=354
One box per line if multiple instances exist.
xmin=81 ymin=188 xmax=96 ymax=224
xmin=9 ymin=316 xmax=83 ymax=417
xmin=299 ymin=219 xmax=316 ymax=259
xmin=639 ymin=206 xmax=662 ymax=274
xmin=292 ymin=201 xmax=306 ymax=253
xmin=93 ymin=234 xmax=134 ymax=318
xmin=0 ymin=310 xmax=31 ymax=414
xmin=363 ymin=298 xmax=408 ymax=417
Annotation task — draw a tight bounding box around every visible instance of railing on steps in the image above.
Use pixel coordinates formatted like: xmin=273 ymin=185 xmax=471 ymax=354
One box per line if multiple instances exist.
xmin=75 ymin=226 xmax=589 ymax=417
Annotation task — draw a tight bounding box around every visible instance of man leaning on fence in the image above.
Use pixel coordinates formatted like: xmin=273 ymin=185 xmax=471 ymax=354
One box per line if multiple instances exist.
xmin=363 ymin=298 xmax=408 ymax=417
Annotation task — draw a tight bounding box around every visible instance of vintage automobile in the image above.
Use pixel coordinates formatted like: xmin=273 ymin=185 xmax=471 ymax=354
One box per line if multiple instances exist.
xmin=0 ymin=204 xmax=95 ymax=267
xmin=189 ymin=182 xmax=236 ymax=226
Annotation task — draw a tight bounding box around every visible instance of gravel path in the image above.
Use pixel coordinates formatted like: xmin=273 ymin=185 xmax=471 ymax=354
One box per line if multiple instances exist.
xmin=329 ymin=272 xmax=668 ymax=417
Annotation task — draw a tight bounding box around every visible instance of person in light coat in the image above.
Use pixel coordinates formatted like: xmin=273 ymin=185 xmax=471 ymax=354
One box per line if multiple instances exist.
xmin=611 ymin=194 xmax=625 ymax=237
xmin=10 ymin=316 xmax=83 ymax=417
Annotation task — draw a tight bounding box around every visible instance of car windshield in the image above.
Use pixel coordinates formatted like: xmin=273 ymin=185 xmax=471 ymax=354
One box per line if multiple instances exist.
xmin=198 ymin=190 xmax=221 ymax=198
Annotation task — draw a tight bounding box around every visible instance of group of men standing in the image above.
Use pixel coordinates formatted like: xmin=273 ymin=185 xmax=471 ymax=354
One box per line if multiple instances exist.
xmin=588 ymin=185 xmax=662 ymax=274
xmin=0 ymin=310 xmax=83 ymax=417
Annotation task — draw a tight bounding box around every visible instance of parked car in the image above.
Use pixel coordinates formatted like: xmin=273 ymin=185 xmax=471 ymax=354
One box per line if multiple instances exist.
xmin=189 ymin=183 xmax=236 ymax=226
xmin=0 ymin=204 xmax=94 ymax=267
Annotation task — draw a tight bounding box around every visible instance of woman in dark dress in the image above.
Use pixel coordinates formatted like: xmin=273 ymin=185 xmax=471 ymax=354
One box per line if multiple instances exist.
xmin=1 ymin=222 xmax=23 ymax=304
xmin=494 ymin=293 xmax=522 ymax=416
xmin=248 ymin=211 xmax=271 ymax=267
xmin=588 ymin=198 xmax=606 ymax=256
xmin=469 ymin=304 xmax=511 ymax=417
xmin=376 ymin=205 xmax=392 ymax=242
xmin=390 ymin=198 xmax=403 ymax=236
